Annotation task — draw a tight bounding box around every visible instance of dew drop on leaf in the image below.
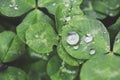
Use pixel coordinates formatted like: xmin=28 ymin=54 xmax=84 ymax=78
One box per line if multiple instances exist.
xmin=14 ymin=6 xmax=18 ymax=10
xmin=66 ymin=32 xmax=79 ymax=45
xmin=115 ymin=38 xmax=120 ymax=43
xmin=73 ymin=45 xmax=79 ymax=49
xmin=34 ymin=34 xmax=39 ymax=38
xmin=52 ymin=3 xmax=56 ymax=6
xmin=65 ymin=16 xmax=71 ymax=22
xmin=84 ymin=34 xmax=93 ymax=43
xmin=89 ymin=49 xmax=96 ymax=55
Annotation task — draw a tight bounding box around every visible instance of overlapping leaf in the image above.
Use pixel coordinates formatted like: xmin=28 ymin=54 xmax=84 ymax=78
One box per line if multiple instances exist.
xmin=80 ymin=54 xmax=120 ymax=80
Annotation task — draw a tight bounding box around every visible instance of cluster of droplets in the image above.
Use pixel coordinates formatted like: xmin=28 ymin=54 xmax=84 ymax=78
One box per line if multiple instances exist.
xmin=66 ymin=31 xmax=96 ymax=55
xmin=60 ymin=61 xmax=76 ymax=74
xmin=9 ymin=0 xmax=18 ymax=10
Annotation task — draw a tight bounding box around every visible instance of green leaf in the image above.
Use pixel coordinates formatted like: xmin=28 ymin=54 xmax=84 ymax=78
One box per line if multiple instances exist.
xmin=55 ymin=4 xmax=83 ymax=34
xmin=28 ymin=48 xmax=50 ymax=60
xmin=0 ymin=0 xmax=35 ymax=17
xmin=17 ymin=9 xmax=53 ymax=43
xmin=57 ymin=43 xmax=82 ymax=66
xmin=80 ymin=54 xmax=120 ymax=80
xmin=26 ymin=22 xmax=58 ymax=54
xmin=2 ymin=36 xmax=25 ymax=63
xmin=28 ymin=60 xmax=50 ymax=80
xmin=101 ymin=0 xmax=120 ymax=10
xmin=0 ymin=66 xmax=27 ymax=80
xmin=113 ymin=32 xmax=120 ymax=54
xmin=47 ymin=55 xmax=78 ymax=80
xmin=0 ymin=31 xmax=15 ymax=62
xmin=61 ymin=16 xmax=110 ymax=59
xmin=38 ymin=0 xmax=62 ymax=14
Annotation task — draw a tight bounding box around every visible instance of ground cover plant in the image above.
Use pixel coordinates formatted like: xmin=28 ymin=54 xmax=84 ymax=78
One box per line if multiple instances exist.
xmin=0 ymin=0 xmax=120 ymax=80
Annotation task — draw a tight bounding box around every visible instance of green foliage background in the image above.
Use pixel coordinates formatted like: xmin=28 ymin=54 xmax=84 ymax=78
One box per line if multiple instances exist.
xmin=0 ymin=0 xmax=120 ymax=80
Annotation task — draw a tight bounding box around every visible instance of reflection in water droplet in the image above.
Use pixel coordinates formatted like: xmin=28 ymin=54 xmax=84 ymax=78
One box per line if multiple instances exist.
xmin=84 ymin=34 xmax=93 ymax=43
xmin=89 ymin=49 xmax=95 ymax=55
xmin=73 ymin=45 xmax=79 ymax=49
xmin=66 ymin=32 xmax=79 ymax=45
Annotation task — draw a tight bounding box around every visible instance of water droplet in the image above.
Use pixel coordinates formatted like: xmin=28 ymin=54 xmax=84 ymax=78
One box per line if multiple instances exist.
xmin=34 ymin=34 xmax=39 ymax=38
xmin=116 ymin=38 xmax=120 ymax=43
xmin=73 ymin=45 xmax=79 ymax=49
xmin=14 ymin=6 xmax=18 ymax=10
xmin=65 ymin=3 xmax=69 ymax=7
xmin=109 ymin=13 xmax=113 ymax=16
xmin=65 ymin=16 xmax=71 ymax=22
xmin=66 ymin=32 xmax=80 ymax=45
xmin=84 ymin=34 xmax=93 ymax=43
xmin=89 ymin=49 xmax=96 ymax=55
xmin=52 ymin=3 xmax=56 ymax=6
xmin=9 ymin=4 xmax=14 ymax=7
xmin=116 ymin=4 xmax=119 ymax=8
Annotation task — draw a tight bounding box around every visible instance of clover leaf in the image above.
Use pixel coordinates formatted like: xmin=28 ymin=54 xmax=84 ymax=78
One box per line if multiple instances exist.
xmin=61 ymin=16 xmax=110 ymax=59
xmin=17 ymin=9 xmax=54 ymax=43
xmin=0 ymin=66 xmax=27 ymax=80
xmin=26 ymin=22 xmax=58 ymax=54
xmin=47 ymin=55 xmax=79 ymax=80
xmin=80 ymin=54 xmax=120 ymax=80
xmin=0 ymin=31 xmax=25 ymax=63
xmin=28 ymin=60 xmax=50 ymax=80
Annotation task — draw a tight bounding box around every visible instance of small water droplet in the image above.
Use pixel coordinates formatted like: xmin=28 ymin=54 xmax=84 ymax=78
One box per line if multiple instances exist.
xmin=52 ymin=3 xmax=56 ymax=6
xmin=14 ymin=6 xmax=18 ymax=10
xmin=34 ymin=34 xmax=39 ymax=38
xmin=116 ymin=38 xmax=120 ymax=43
xmin=109 ymin=13 xmax=113 ymax=16
xmin=89 ymin=49 xmax=95 ymax=55
xmin=65 ymin=3 xmax=69 ymax=7
xmin=84 ymin=34 xmax=93 ymax=43
xmin=73 ymin=45 xmax=79 ymax=49
xmin=116 ymin=4 xmax=119 ymax=8
xmin=65 ymin=16 xmax=71 ymax=22
xmin=9 ymin=4 xmax=14 ymax=7
xmin=66 ymin=32 xmax=80 ymax=45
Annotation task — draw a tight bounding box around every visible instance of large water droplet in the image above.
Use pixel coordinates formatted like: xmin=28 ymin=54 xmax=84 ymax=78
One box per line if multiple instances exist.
xmin=66 ymin=32 xmax=80 ymax=45
xmin=73 ymin=45 xmax=79 ymax=49
xmin=89 ymin=49 xmax=96 ymax=55
xmin=84 ymin=34 xmax=93 ymax=43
